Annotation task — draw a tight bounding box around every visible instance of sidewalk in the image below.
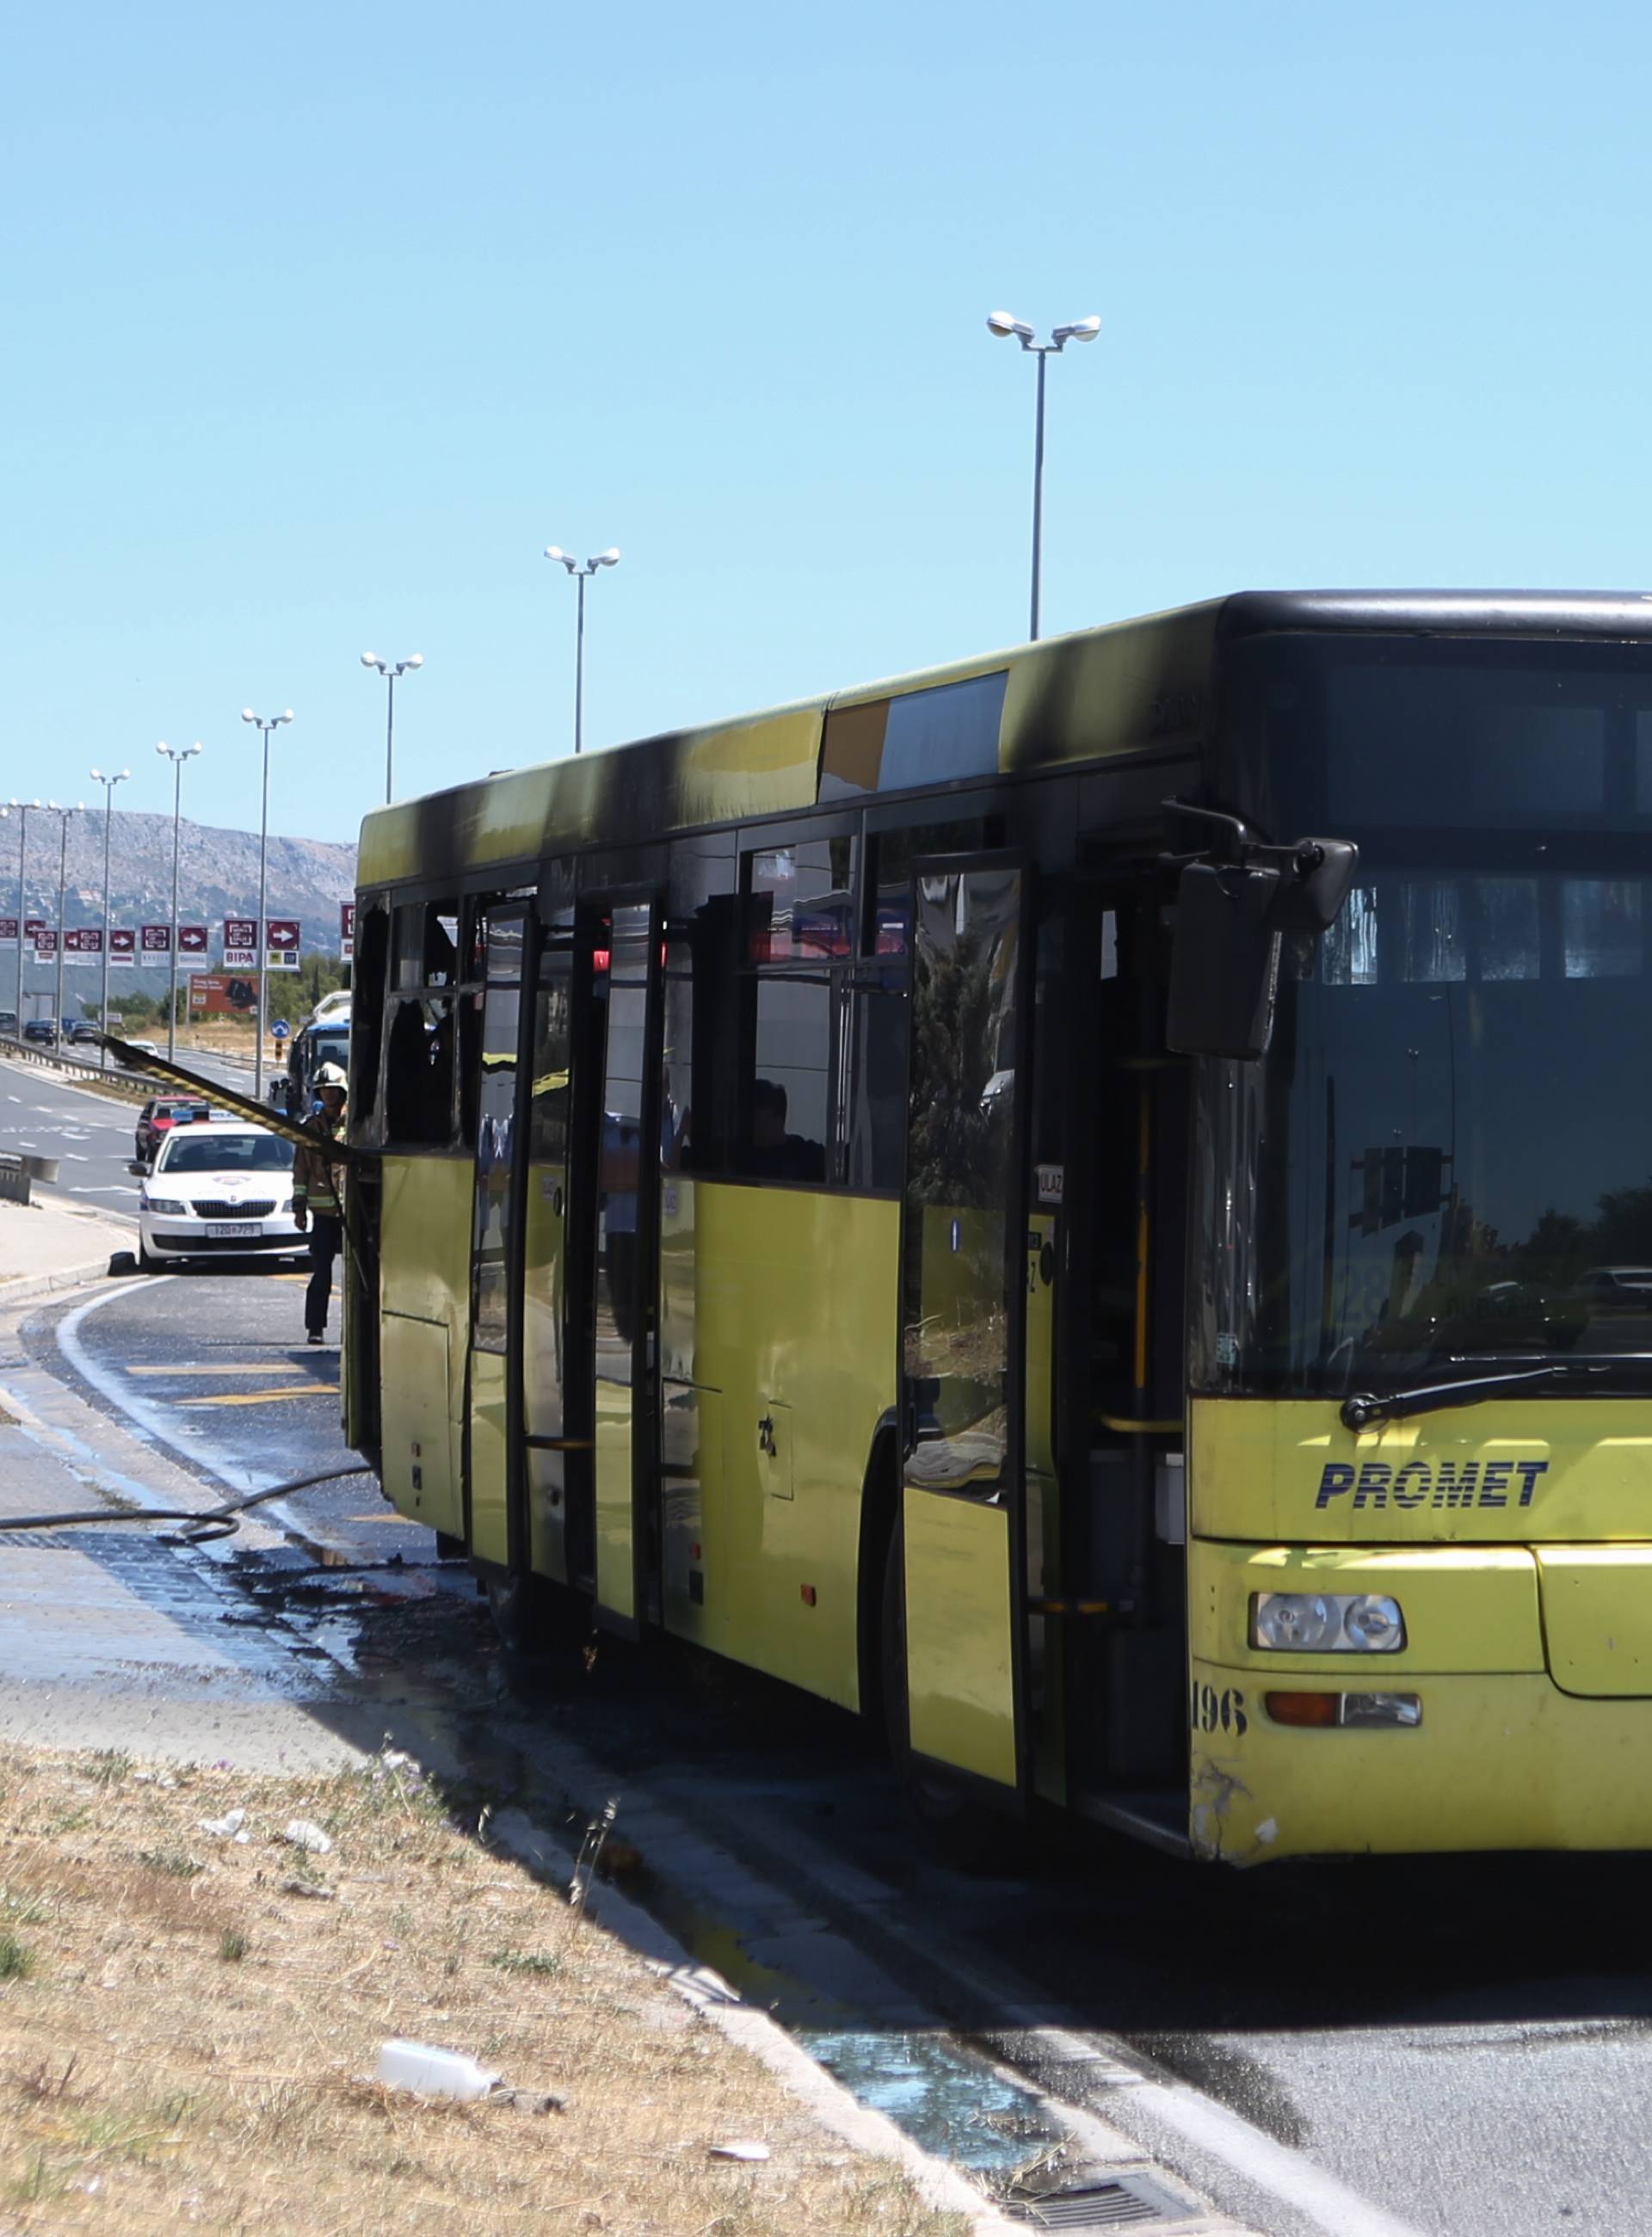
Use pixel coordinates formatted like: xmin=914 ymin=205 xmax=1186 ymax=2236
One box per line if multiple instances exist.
xmin=0 ymin=1196 xmax=131 ymax=1308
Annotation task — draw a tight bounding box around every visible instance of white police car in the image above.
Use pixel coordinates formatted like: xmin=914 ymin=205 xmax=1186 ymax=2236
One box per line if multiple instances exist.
xmin=132 ymin=1121 xmax=303 ymax=1273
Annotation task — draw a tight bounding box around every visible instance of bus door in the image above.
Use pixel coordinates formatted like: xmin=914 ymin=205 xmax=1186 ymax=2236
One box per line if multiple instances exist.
xmin=521 ymin=923 xmax=577 ymax=1583
xmin=566 ymin=900 xmax=664 ymax=1629
xmin=898 ymin=856 xmax=1033 ymax=1801
xmin=466 ymin=905 xmax=530 ymax=1568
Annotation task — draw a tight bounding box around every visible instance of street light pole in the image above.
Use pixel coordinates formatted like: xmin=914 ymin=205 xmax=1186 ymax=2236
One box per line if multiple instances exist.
xmin=240 ymin=709 xmax=293 ymax=1102
xmin=7 ymin=800 xmax=42 ymax=1029
xmin=88 ymin=771 xmax=127 ymax=1065
xmin=544 ymin=545 xmax=620 ymax=754
xmin=52 ymin=803 xmax=84 ymax=1043
xmin=984 ymin=311 xmax=1100 ymax=641
xmin=360 ymin=653 xmax=423 ymax=804
xmin=156 ymin=743 xmax=202 ymax=1064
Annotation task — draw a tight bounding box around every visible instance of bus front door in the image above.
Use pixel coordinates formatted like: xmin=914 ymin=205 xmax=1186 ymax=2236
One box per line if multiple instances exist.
xmin=898 ymin=857 xmax=1032 ymax=1802
xmin=466 ymin=906 xmax=529 ymax=1568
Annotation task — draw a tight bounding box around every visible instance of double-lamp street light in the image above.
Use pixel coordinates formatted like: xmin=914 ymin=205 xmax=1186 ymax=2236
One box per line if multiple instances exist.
xmin=985 ymin=310 xmax=1100 ymax=642
xmin=544 ymin=545 xmax=620 ymax=755
xmin=88 ymin=768 xmax=129 ymax=1068
xmin=241 ymin=709 xmax=293 ymax=1102
xmin=361 ymin=652 xmax=422 ymax=805
xmin=156 ymin=742 xmax=202 ymax=1062
xmin=5 ymin=799 xmax=47 ymax=1030
xmin=52 ymin=802 xmax=85 ymax=1044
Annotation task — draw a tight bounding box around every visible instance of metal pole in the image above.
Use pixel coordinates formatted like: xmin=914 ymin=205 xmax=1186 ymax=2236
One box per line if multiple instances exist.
xmin=1030 ymin=348 xmax=1048 ymax=642
xmin=255 ymin=729 xmax=270 ymax=1102
xmin=168 ymin=758 xmax=182 ymax=1063
xmin=99 ymin=797 xmax=113 ymax=1068
xmin=14 ymin=816 xmax=25 ymax=1027
xmin=574 ymin=570 xmax=587 ymax=755
xmin=53 ymin=812 xmax=68 ymax=1043
xmin=385 ymin=669 xmax=395 ymax=805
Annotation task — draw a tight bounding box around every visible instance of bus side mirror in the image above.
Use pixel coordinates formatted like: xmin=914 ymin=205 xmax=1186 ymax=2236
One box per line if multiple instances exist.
xmin=1167 ymin=863 xmax=1281 ymax=1059
xmin=1165 ymin=836 xmax=1359 ymax=1059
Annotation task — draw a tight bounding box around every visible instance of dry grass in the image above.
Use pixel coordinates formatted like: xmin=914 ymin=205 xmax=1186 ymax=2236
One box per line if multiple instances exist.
xmin=0 ymin=1747 xmax=969 ymax=2236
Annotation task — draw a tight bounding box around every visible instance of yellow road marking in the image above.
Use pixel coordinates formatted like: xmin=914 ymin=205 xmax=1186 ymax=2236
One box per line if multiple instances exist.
xmin=176 ymin=1386 xmax=337 ymax=1408
xmin=126 ymin=1363 xmax=313 ymax=1377
xmin=347 ymin=1513 xmax=422 ymax=1525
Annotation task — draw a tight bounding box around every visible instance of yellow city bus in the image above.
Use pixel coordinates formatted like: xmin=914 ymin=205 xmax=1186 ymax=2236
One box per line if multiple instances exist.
xmin=343 ymin=590 xmax=1652 ymax=1864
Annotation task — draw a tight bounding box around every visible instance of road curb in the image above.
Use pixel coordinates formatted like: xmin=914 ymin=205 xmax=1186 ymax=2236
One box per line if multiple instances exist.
xmin=0 ymin=1258 xmax=127 ymax=1316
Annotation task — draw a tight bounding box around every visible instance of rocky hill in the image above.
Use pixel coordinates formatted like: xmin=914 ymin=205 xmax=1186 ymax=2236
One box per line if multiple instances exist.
xmin=8 ymin=810 xmax=356 ymax=958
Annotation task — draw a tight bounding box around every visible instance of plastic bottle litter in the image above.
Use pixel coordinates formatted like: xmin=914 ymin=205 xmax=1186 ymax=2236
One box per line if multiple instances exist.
xmin=709 ymin=2141 xmax=771 ymax=2162
xmin=375 ymin=2041 xmax=501 ymax=2103
xmin=198 ymin=1809 xmax=248 ymax=1841
xmin=281 ymin=1819 xmax=333 ymax=1855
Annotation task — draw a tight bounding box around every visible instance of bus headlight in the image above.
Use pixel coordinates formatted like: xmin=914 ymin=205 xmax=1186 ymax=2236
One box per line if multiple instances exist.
xmin=1251 ymin=1592 xmax=1406 ymax=1653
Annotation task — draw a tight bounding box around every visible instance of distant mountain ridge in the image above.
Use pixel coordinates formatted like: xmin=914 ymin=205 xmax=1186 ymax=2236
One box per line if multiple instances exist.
xmin=8 ymin=810 xmax=357 ymax=957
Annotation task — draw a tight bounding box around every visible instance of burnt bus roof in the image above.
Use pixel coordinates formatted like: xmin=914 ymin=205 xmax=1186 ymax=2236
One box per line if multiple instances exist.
xmin=357 ymin=590 xmax=1652 ymax=891
xmin=1217 ymin=589 xmax=1652 ymax=642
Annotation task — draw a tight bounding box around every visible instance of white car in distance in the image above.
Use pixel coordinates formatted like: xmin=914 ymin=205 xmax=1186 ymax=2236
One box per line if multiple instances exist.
xmin=132 ymin=1121 xmax=303 ymax=1273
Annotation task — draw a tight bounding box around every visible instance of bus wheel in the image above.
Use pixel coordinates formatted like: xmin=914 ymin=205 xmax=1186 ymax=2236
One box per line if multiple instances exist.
xmin=484 ymin=1571 xmax=585 ymax=1698
xmin=879 ymin=1526 xmax=1014 ymax=1870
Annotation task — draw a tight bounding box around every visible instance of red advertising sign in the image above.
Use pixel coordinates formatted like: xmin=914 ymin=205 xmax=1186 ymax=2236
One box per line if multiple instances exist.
xmin=34 ymin=928 xmax=57 ymax=958
xmin=64 ymin=927 xmax=102 ymax=953
xmin=340 ymin=902 xmax=355 ymax=962
xmin=178 ymin=925 xmax=208 ymax=954
xmin=224 ymin=917 xmax=257 ymax=969
xmin=188 ymin=971 xmax=258 ymax=1016
xmin=23 ymin=919 xmax=44 ymax=940
xmin=0 ymin=919 xmax=17 ymax=943
xmin=108 ymin=927 xmax=136 ymax=969
xmin=140 ymin=925 xmax=170 ymax=953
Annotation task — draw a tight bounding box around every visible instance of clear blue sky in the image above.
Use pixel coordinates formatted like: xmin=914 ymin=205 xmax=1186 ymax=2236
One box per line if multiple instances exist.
xmin=4 ymin=0 xmax=1647 ymax=850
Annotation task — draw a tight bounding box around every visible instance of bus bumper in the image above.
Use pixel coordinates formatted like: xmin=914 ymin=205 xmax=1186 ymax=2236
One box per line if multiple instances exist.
xmin=1188 ymin=1656 xmax=1652 ymax=1864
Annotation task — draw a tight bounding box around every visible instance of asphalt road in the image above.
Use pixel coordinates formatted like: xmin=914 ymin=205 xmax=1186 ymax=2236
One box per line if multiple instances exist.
xmin=0 ymin=1042 xmax=285 ymax=1223
xmin=24 ymin=1261 xmax=1652 ymax=2235
xmin=35 ymin=1264 xmax=429 ymax=1568
xmin=0 ymin=1058 xmax=148 ymax=1216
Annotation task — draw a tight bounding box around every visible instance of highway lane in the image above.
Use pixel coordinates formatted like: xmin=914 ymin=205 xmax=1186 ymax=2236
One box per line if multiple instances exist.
xmin=0 ymin=1056 xmax=148 ymax=1217
xmin=0 ymin=1041 xmax=281 ymax=1223
xmin=23 ymin=1261 xmax=1652 ymax=2234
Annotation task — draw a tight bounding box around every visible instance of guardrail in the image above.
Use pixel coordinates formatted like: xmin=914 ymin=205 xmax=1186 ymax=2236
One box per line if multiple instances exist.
xmin=0 ymin=1034 xmax=163 ymax=1097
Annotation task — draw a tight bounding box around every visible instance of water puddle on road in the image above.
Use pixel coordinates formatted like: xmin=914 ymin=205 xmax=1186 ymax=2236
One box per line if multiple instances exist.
xmin=800 ymin=2025 xmax=1057 ymax=2176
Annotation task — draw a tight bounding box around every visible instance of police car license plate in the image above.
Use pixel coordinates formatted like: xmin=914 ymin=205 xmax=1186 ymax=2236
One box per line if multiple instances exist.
xmin=206 ymin=1223 xmax=259 ymax=1239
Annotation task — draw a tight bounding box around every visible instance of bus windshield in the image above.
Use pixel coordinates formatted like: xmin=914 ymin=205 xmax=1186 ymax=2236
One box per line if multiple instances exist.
xmin=1197 ymin=633 xmax=1652 ymax=1397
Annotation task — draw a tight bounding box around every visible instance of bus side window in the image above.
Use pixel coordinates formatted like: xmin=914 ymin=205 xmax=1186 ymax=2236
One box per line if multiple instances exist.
xmin=351 ymin=903 xmax=389 ymax=1132
xmin=379 ymin=897 xmax=464 ymax=1148
xmin=846 ymin=977 xmax=905 ymax=1192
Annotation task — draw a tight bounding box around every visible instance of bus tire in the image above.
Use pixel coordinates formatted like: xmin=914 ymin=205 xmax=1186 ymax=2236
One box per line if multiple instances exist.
xmin=879 ymin=1523 xmax=1014 ymax=1870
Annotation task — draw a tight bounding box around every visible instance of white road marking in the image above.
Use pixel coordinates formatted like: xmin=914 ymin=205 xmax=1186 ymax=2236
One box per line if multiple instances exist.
xmin=68 ymin=1185 xmax=139 ymax=1198
xmin=55 ymin=1288 xmax=365 ymax=1566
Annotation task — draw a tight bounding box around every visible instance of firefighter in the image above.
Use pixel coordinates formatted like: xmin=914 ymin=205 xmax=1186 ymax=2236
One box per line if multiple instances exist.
xmin=292 ymin=1060 xmax=348 ymax=1346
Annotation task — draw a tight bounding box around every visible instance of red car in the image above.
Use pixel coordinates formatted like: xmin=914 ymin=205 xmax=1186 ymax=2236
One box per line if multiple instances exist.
xmin=134 ymin=1096 xmax=208 ymax=1164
